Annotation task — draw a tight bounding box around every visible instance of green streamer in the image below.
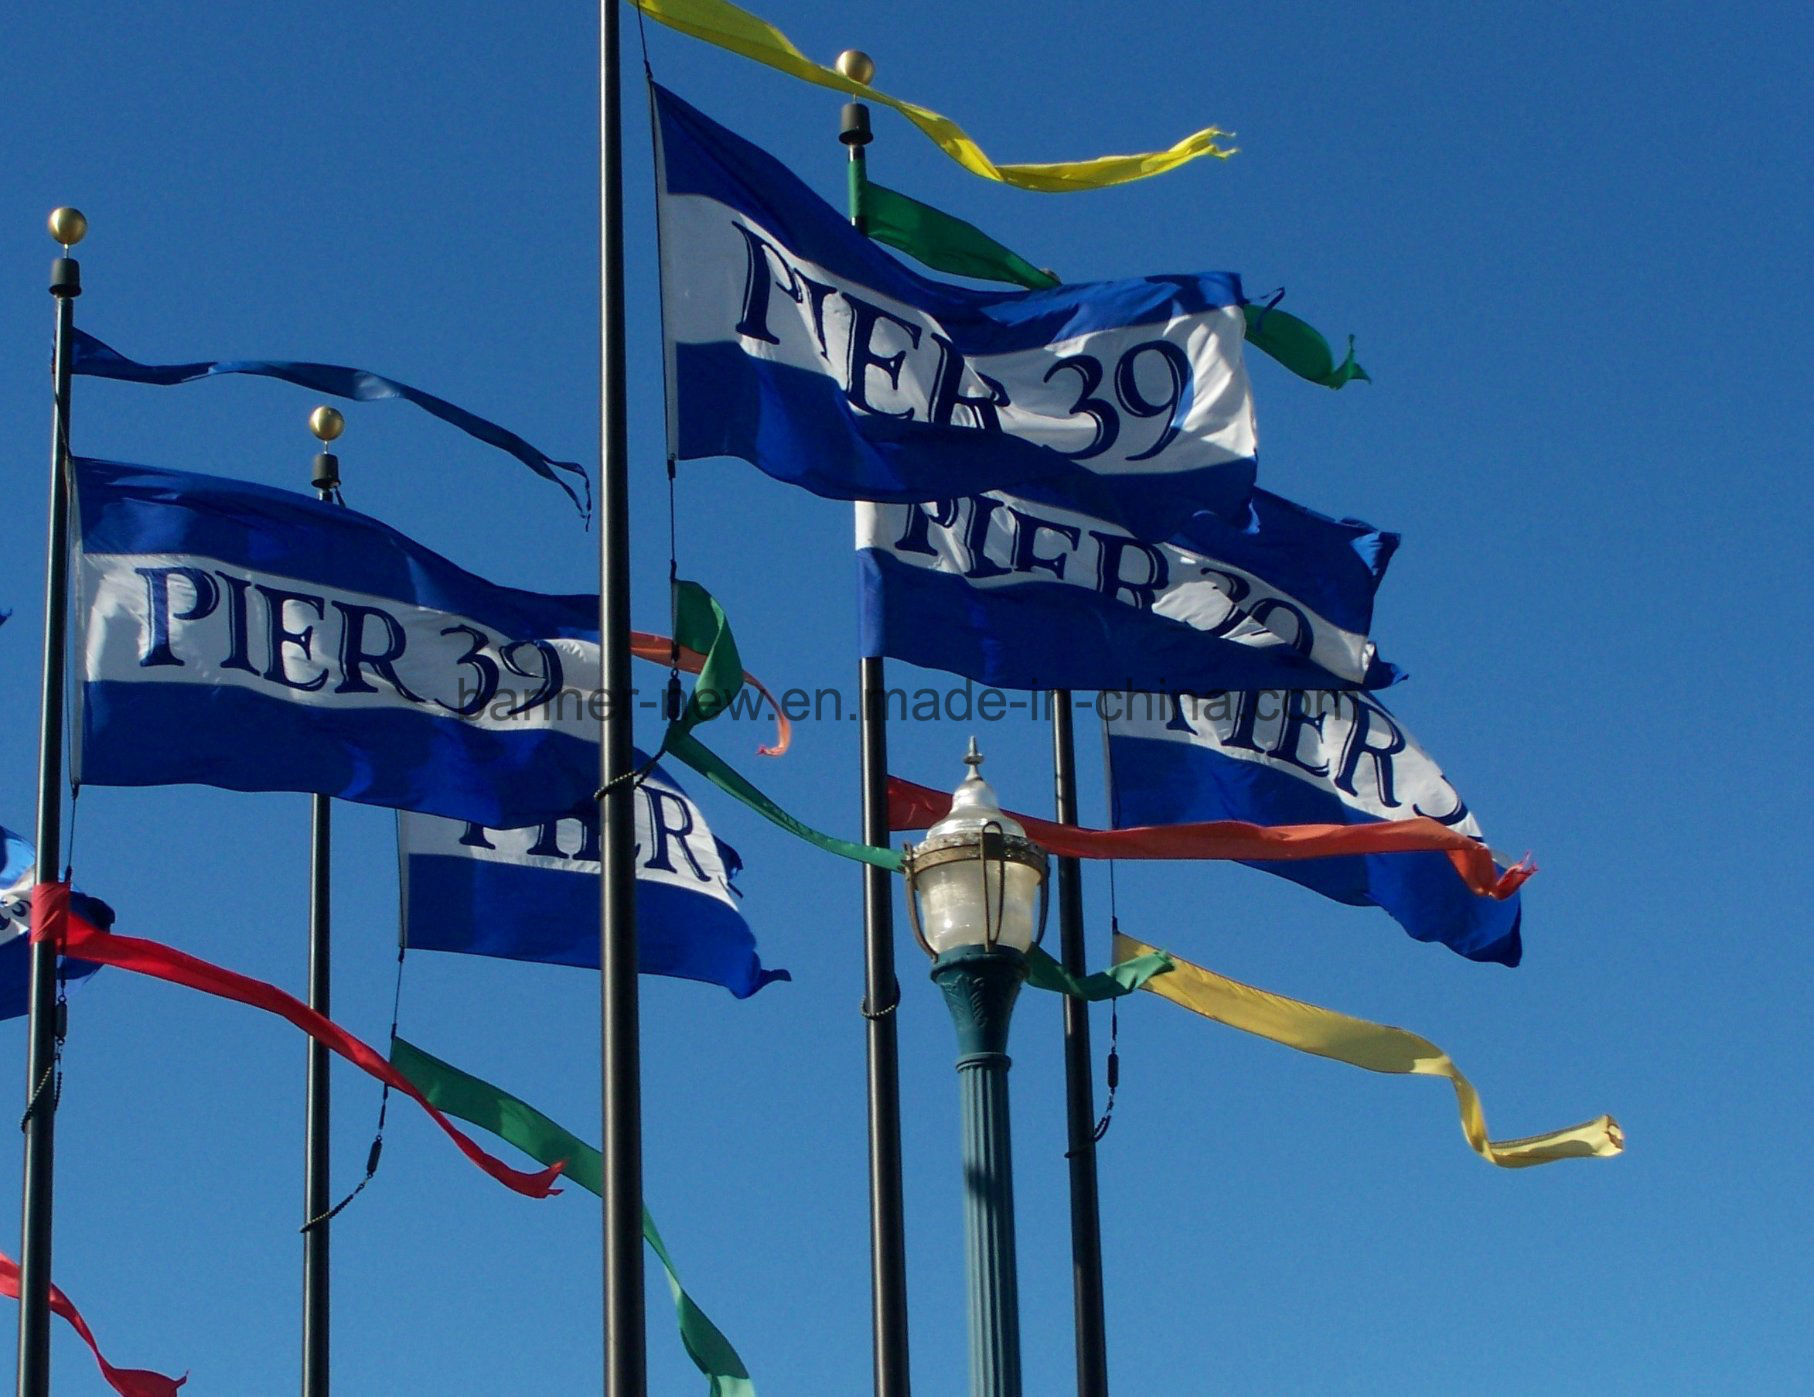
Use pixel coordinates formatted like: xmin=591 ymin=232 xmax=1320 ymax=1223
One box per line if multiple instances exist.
xmin=1242 ymin=303 xmax=1371 ymax=388
xmin=389 ymin=1038 xmax=755 ymax=1397
xmin=671 ymin=579 xmax=743 ymax=734
xmin=665 ymin=730 xmax=902 ymax=871
xmin=861 ymin=179 xmax=1060 ymax=291
xmin=1024 ymin=944 xmax=1174 ymax=1000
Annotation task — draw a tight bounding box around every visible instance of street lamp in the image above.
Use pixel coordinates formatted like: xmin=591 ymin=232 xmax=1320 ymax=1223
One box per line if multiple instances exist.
xmin=903 ymin=739 xmax=1049 ymax=1397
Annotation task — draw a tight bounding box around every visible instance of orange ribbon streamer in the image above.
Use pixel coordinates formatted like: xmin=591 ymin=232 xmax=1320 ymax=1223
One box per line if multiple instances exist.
xmin=887 ymin=777 xmax=1532 ymax=900
xmin=630 ymin=629 xmax=790 ymax=756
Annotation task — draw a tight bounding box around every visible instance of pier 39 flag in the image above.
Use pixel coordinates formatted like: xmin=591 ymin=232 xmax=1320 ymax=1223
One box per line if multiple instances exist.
xmin=656 ymin=85 xmax=1257 ymax=537
xmin=400 ymin=756 xmax=787 ymax=999
xmin=72 ymin=458 xmax=598 ymax=829
xmin=859 ymin=487 xmax=1401 ymax=694
xmin=1108 ymin=691 xmax=1523 ymax=965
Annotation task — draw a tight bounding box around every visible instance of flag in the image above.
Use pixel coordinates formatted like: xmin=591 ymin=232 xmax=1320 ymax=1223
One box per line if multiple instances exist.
xmin=72 ymin=457 xmax=598 ymax=828
xmin=399 ymin=756 xmax=788 ymax=999
xmin=656 ymin=85 xmax=1257 ymax=537
xmin=0 ymin=825 xmax=106 ymax=1021
xmin=858 ymin=487 xmax=1401 ymax=694
xmin=629 ymin=0 xmax=1232 ymax=192
xmin=1107 ymin=691 xmax=1524 ymax=965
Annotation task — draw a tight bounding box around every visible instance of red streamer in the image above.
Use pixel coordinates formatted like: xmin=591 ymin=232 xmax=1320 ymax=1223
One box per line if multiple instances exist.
xmin=0 ymin=1251 xmax=184 ymax=1397
xmin=32 ymin=886 xmax=563 ymax=1199
xmin=887 ymin=777 xmax=1533 ymax=900
xmin=630 ymin=629 xmax=791 ymax=756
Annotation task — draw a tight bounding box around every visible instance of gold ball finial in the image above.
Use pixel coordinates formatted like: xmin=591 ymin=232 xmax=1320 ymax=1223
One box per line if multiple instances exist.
xmin=48 ymin=208 xmax=87 ymax=248
xmin=835 ymin=49 xmax=875 ymax=85
xmin=308 ymin=406 xmax=345 ymax=443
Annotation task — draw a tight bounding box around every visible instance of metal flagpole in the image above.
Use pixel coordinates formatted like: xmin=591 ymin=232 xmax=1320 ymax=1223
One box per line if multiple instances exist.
xmin=838 ymin=48 xmax=913 ymax=1397
xmin=1050 ymin=692 xmax=1109 ymax=1394
xmin=16 ymin=207 xmax=86 ymax=1397
xmin=599 ymin=2 xmax=645 ymax=1393
xmin=301 ymin=407 xmax=345 ymax=1397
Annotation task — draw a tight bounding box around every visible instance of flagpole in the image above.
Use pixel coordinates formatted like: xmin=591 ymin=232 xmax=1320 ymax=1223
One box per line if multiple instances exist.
xmin=16 ymin=208 xmax=85 ymax=1397
xmin=1050 ymin=692 xmax=1109 ymax=1394
xmin=302 ymin=407 xmax=345 ymax=1397
xmin=598 ymin=2 xmax=646 ymax=1393
xmin=838 ymin=49 xmax=913 ymax=1397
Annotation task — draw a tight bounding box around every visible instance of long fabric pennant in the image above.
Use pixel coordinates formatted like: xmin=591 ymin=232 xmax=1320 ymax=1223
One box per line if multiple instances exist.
xmin=857 ymin=180 xmax=1059 ymax=290
xmin=632 ymin=629 xmax=789 ymax=755
xmin=1024 ymin=944 xmax=1173 ymax=1001
xmin=1115 ymin=932 xmax=1624 ymax=1168
xmin=656 ymin=84 xmax=1256 ymax=539
xmin=0 ymin=1254 xmax=184 ymax=1397
xmin=853 ymin=175 xmax=1370 ymax=393
xmin=630 ymin=0 xmax=1232 ymax=191
xmin=888 ymin=776 xmax=1530 ymax=900
xmin=664 ymin=732 xmax=901 ymax=872
xmin=70 ymin=329 xmax=590 ymax=518
xmin=35 ymin=887 xmax=563 ymax=1199
xmin=1243 ymin=302 xmax=1370 ymax=389
xmin=389 ymin=1038 xmax=756 ymax=1396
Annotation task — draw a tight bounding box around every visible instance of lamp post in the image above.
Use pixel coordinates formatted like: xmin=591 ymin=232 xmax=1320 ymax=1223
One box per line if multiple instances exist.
xmin=903 ymin=741 xmax=1049 ymax=1397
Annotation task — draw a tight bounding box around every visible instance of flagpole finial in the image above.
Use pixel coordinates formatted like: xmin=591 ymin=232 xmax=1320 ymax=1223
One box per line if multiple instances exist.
xmin=309 ymin=407 xmax=343 ymax=495
xmin=309 ymin=406 xmax=345 ymax=443
xmin=47 ymin=207 xmax=86 ymax=248
xmin=835 ymin=49 xmax=875 ymax=85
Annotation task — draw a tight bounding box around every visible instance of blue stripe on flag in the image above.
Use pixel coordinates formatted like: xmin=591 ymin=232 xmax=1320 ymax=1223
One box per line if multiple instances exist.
xmin=402 ymin=857 xmax=785 ymax=999
xmin=80 ymin=681 xmax=595 ymax=829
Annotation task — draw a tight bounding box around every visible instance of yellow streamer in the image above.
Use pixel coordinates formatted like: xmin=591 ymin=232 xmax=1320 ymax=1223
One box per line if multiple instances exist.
xmin=1114 ymin=933 xmax=1623 ymax=1169
xmin=629 ymin=0 xmax=1235 ymax=192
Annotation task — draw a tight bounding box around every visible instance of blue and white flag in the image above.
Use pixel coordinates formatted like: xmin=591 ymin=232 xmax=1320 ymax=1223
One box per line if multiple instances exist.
xmin=859 ymin=487 xmax=1401 ymax=694
xmin=656 ymin=85 xmax=1258 ymax=537
xmin=0 ymin=825 xmax=107 ymax=1022
xmin=73 ymin=458 xmax=599 ymax=828
xmin=1108 ymin=691 xmax=1522 ymax=965
xmin=399 ymin=758 xmax=788 ymax=999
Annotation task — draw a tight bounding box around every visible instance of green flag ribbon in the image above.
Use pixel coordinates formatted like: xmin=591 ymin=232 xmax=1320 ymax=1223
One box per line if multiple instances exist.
xmin=859 ymin=179 xmax=1059 ymax=291
xmin=845 ymin=172 xmax=1369 ymax=391
xmin=388 ymin=1038 xmax=756 ymax=1396
xmin=665 ymin=731 xmax=902 ymax=871
xmin=658 ymin=580 xmax=901 ymax=871
xmin=670 ymin=579 xmax=745 ymax=735
xmin=1242 ymin=302 xmax=1370 ymax=388
xmin=1024 ymin=944 xmax=1174 ymax=1000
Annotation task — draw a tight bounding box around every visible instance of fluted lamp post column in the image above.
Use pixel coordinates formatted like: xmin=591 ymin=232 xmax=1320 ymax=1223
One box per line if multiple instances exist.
xmin=903 ymin=740 xmax=1050 ymax=1397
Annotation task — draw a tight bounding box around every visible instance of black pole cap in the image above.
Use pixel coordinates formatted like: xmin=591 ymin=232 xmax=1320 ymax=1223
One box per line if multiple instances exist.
xmin=840 ymin=102 xmax=872 ymax=146
xmin=49 ymin=258 xmax=81 ymax=299
xmin=312 ymin=452 xmax=340 ymax=492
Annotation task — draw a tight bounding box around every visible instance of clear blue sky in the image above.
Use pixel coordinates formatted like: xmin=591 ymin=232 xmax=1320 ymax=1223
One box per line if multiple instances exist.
xmin=3 ymin=2 xmax=1809 ymax=1392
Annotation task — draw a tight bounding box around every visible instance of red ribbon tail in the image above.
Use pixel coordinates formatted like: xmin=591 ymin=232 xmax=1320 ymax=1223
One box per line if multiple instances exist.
xmin=39 ymin=893 xmax=562 ymax=1200
xmin=0 ymin=1254 xmax=186 ymax=1397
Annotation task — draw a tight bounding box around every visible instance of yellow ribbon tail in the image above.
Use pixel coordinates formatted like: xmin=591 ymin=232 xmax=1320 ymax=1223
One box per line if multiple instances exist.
xmin=1113 ymin=933 xmax=1624 ymax=1170
xmin=630 ymin=0 xmax=1235 ymax=191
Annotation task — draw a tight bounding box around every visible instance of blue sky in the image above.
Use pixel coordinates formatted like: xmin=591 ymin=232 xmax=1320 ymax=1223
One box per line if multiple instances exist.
xmin=3 ymin=1 xmax=1810 ymax=1391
